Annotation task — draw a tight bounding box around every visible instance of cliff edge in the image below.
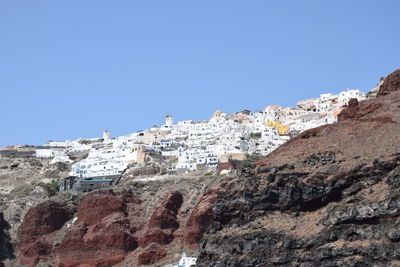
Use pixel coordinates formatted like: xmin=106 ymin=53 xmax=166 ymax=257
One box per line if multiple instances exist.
xmin=197 ymin=69 xmax=400 ymax=266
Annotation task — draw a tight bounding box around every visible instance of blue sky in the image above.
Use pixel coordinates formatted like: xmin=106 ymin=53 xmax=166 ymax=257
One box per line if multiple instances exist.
xmin=0 ymin=1 xmax=399 ymax=147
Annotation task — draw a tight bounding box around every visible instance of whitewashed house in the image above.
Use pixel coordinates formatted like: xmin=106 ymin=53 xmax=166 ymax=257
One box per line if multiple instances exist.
xmin=175 ymin=253 xmax=197 ymax=267
xmin=338 ymin=89 xmax=366 ymax=104
xmin=35 ymin=148 xmax=54 ymax=158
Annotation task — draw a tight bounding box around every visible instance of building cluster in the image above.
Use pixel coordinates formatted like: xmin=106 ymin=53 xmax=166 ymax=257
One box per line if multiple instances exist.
xmin=34 ymin=89 xmax=366 ymax=184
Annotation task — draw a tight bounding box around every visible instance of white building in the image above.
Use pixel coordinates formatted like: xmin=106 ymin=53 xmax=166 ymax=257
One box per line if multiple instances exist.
xmin=165 ymin=114 xmax=174 ymax=126
xmin=35 ymin=148 xmax=54 ymax=158
xmin=338 ymin=89 xmax=366 ymax=104
xmin=39 ymin=88 xmax=366 ymax=177
xmin=103 ymin=130 xmax=111 ymax=141
xmin=71 ymin=158 xmax=128 ymax=178
xmin=173 ymin=253 xmax=197 ymax=267
xmin=320 ymin=93 xmax=335 ymax=101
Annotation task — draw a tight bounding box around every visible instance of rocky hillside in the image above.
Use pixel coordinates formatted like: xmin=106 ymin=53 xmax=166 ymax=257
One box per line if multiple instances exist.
xmin=8 ymin=174 xmax=229 ymax=266
xmin=0 ymin=151 xmax=72 ymax=267
xmin=0 ymin=149 xmax=70 ymax=195
xmin=196 ymin=69 xmax=400 ymax=266
xmin=2 ymin=69 xmax=400 ymax=267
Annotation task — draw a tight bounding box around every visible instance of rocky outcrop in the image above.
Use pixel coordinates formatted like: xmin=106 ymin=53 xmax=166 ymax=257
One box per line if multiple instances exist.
xmin=0 ymin=151 xmax=72 ymax=264
xmin=0 ymin=152 xmax=70 ymax=195
xmin=14 ymin=177 xmax=220 ymax=266
xmin=19 ymin=201 xmax=75 ymax=245
xmin=197 ymin=155 xmax=400 ymax=266
xmin=146 ymin=191 xmax=183 ymax=230
xmin=184 ymin=188 xmax=220 ymax=247
xmin=18 ymin=200 xmax=75 ymax=267
xmin=139 ymin=191 xmax=183 ymax=245
xmin=76 ymin=191 xmax=127 ymax=225
xmin=197 ymin=70 xmax=400 ymax=266
xmin=377 ymin=69 xmax=400 ymax=97
xmin=337 ymin=98 xmax=386 ymax=122
xmin=56 ymin=190 xmax=140 ymax=267
xmin=13 ymin=190 xmax=142 ymax=267
xmin=137 ymin=244 xmax=167 ymax=266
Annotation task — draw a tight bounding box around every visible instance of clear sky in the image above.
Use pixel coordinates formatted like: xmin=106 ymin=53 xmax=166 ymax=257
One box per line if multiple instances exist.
xmin=0 ymin=1 xmax=399 ymax=147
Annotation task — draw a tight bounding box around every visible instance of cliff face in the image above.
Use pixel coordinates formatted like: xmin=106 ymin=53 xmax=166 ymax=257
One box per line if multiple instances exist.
xmin=196 ymin=69 xmax=400 ymax=266
xmin=18 ymin=201 xmax=76 ymax=266
xmin=10 ymin=70 xmax=400 ymax=267
xmin=377 ymin=69 xmax=400 ymax=97
xmin=0 ymin=153 xmax=71 ymax=254
xmin=55 ymin=190 xmax=140 ymax=267
xmin=15 ymin=176 xmax=223 ymax=266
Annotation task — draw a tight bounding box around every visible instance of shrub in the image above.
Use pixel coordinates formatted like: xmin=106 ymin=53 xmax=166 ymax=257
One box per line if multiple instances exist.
xmin=250 ymin=132 xmax=262 ymax=139
xmin=37 ymin=181 xmax=59 ymax=197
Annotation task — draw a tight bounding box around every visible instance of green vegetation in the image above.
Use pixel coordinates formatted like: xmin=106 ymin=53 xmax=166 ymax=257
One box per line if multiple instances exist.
xmin=250 ymin=132 xmax=262 ymax=139
xmin=37 ymin=181 xmax=59 ymax=197
xmin=240 ymin=154 xmax=263 ymax=169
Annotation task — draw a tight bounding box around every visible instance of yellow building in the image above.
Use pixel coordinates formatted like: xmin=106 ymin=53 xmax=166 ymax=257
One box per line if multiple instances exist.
xmin=265 ymin=121 xmax=290 ymax=135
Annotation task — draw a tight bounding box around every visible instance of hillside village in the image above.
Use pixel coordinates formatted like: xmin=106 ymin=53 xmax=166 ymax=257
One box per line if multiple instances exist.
xmin=25 ymin=88 xmax=369 ymax=192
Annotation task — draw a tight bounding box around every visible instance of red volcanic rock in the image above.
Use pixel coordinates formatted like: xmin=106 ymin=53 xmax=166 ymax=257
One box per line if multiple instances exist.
xmin=57 ymin=222 xmax=137 ymax=267
xmin=338 ymin=98 xmax=383 ymax=122
xmin=348 ymin=98 xmax=359 ymax=108
xmin=377 ymin=69 xmax=400 ymax=97
xmin=255 ymin=71 xmax=400 ymax=171
xmin=19 ymin=239 xmax=52 ymax=263
xmin=137 ymin=244 xmax=167 ymax=265
xmin=140 ymin=228 xmax=174 ymax=246
xmin=139 ymin=191 xmax=183 ymax=247
xmin=56 ymin=190 xmax=141 ymax=267
xmin=18 ymin=200 xmax=75 ymax=267
xmin=69 ymin=256 xmax=125 ymax=267
xmin=147 ymin=191 xmax=183 ymax=230
xmin=184 ymin=189 xmax=220 ymax=247
xmin=337 ymin=69 xmax=400 ymax=122
xmin=296 ymin=125 xmax=327 ymax=139
xmin=56 ymin=223 xmax=86 ymax=251
xmin=84 ymin=222 xmax=137 ymax=250
xmin=16 ymin=186 xmax=215 ymax=267
xmin=77 ymin=191 xmax=125 ymax=225
xmin=19 ymin=200 xmax=75 ymax=245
